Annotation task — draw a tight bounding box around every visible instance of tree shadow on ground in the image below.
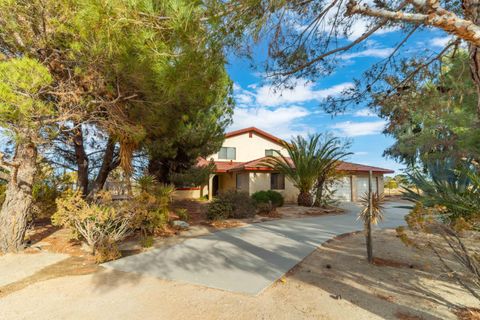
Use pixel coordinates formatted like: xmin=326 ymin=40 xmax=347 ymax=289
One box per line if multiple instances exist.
xmin=288 ymin=232 xmax=472 ymax=320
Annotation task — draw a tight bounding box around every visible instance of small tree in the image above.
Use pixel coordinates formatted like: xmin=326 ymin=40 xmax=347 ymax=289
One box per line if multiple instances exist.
xmin=385 ymin=177 xmax=398 ymax=196
xmin=358 ymin=171 xmax=385 ymax=263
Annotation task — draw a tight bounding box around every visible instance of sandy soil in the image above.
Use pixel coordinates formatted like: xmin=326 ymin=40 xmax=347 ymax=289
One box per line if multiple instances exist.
xmin=0 ymin=229 xmax=478 ymax=320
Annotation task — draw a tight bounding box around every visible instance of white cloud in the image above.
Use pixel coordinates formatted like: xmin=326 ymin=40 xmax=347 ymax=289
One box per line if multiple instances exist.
xmin=341 ymin=48 xmax=394 ymax=60
xmin=235 ymin=93 xmax=254 ymax=105
xmin=430 ymin=36 xmax=452 ymax=48
xmin=331 ymin=120 xmax=386 ymax=137
xmin=254 ymin=80 xmax=353 ymax=107
xmin=229 ymin=105 xmax=311 ymax=139
xmin=233 ymin=79 xmax=353 ymax=108
xmin=354 ymin=151 xmax=368 ymax=156
xmin=354 ymin=108 xmax=377 ymax=117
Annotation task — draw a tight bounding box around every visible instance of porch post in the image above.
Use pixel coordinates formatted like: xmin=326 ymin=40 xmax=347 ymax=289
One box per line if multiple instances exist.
xmin=208 ymin=174 xmax=215 ymax=201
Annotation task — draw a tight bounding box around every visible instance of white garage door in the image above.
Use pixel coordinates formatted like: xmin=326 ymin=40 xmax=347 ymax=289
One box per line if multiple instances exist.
xmin=332 ymin=176 xmax=351 ymax=201
xmin=356 ymin=176 xmax=378 ymax=200
xmin=356 ymin=176 xmax=369 ymax=200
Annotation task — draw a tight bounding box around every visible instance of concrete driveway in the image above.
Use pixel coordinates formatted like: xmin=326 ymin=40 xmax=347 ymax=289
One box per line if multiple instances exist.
xmin=103 ymin=201 xmax=410 ymax=295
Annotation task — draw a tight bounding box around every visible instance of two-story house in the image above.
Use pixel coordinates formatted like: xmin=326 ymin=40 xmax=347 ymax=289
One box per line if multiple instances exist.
xmin=175 ymin=127 xmax=394 ymax=203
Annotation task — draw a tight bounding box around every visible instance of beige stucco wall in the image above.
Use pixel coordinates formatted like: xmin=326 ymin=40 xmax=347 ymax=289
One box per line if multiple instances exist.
xmin=248 ymin=172 xmax=298 ymax=203
xmin=172 ymin=189 xmax=201 ymax=200
xmin=209 ymin=132 xmax=288 ymax=162
xmin=219 ymin=173 xmax=236 ymax=192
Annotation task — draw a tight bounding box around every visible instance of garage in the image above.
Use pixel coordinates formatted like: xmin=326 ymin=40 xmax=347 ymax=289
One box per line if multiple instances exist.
xmin=356 ymin=176 xmax=380 ymax=200
xmin=332 ymin=176 xmax=351 ymax=201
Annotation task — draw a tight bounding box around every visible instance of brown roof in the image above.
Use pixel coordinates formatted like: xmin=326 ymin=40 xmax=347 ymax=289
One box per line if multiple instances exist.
xmin=200 ymin=157 xmax=393 ymax=174
xmin=336 ymin=161 xmax=394 ymax=174
xmin=225 ymin=127 xmax=284 ymax=145
xmin=197 ymin=158 xmax=244 ymax=173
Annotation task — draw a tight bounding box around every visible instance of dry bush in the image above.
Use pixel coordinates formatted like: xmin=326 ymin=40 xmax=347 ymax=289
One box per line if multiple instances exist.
xmin=52 ymin=191 xmax=133 ymax=262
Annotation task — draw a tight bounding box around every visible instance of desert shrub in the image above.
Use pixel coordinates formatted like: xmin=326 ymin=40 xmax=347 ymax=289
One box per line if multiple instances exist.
xmin=135 ymin=174 xmax=157 ymax=193
xmin=140 ymin=235 xmax=154 ymax=248
xmin=256 ymin=202 xmax=276 ymax=215
xmin=127 ymin=184 xmax=173 ymax=246
xmin=206 ymin=198 xmax=232 ymax=220
xmin=266 ymin=190 xmax=284 ymax=207
xmin=251 ymin=190 xmax=284 ymax=207
xmin=251 ymin=191 xmax=270 ymax=205
xmin=251 ymin=190 xmax=284 ymax=215
xmin=222 ymin=190 xmax=256 ymax=219
xmin=176 ymin=208 xmax=189 ymax=221
xmin=0 ymin=183 xmax=5 ymax=206
xmin=403 ymin=163 xmax=480 ymax=228
xmin=52 ymin=191 xmax=133 ymax=263
xmin=207 ymin=191 xmax=256 ymax=220
xmin=31 ymin=166 xmax=76 ymax=220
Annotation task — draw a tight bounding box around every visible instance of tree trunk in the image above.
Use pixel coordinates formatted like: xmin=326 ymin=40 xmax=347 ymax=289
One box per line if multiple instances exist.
xmin=88 ymin=137 xmax=118 ymax=197
xmin=297 ymin=191 xmax=313 ymax=207
xmin=313 ymin=177 xmax=325 ymax=207
xmin=464 ymin=0 xmax=480 ymax=118
xmin=366 ymin=170 xmax=373 ymax=263
xmin=73 ymin=125 xmax=89 ymax=197
xmin=0 ymin=142 xmax=38 ymax=253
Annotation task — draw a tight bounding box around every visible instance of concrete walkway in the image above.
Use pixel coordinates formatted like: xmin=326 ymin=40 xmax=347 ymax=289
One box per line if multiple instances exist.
xmin=103 ymin=202 xmax=410 ymax=295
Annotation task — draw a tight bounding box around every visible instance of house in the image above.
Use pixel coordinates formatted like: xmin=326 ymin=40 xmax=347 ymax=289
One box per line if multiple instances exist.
xmin=174 ymin=127 xmax=394 ymax=203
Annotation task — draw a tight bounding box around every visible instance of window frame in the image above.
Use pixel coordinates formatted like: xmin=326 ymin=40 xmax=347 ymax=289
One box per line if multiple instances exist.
xmin=270 ymin=173 xmax=285 ymax=190
xmin=265 ymin=149 xmax=280 ymax=157
xmin=218 ymin=147 xmax=236 ymax=160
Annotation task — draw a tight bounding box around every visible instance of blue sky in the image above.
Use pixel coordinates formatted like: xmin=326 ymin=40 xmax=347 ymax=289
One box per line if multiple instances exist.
xmin=225 ymin=27 xmax=452 ymax=176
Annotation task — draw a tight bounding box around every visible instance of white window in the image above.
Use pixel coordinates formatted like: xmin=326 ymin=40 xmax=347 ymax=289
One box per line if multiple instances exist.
xmin=218 ymin=147 xmax=236 ymax=160
xmin=265 ymin=149 xmax=279 ymax=156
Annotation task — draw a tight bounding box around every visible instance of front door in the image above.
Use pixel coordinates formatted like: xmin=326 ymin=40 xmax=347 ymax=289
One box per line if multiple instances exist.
xmin=212 ymin=175 xmax=219 ymax=196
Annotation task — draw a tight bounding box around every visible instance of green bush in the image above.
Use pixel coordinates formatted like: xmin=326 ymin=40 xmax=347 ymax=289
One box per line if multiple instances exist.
xmin=266 ymin=190 xmax=284 ymax=207
xmin=226 ymin=191 xmax=256 ymax=219
xmin=0 ymin=184 xmax=6 ymax=206
xmin=206 ymin=191 xmax=256 ymax=220
xmin=176 ymin=208 xmax=189 ymax=221
xmin=251 ymin=191 xmax=270 ymax=204
xmin=251 ymin=190 xmax=284 ymax=207
xmin=206 ymin=198 xmax=232 ymax=220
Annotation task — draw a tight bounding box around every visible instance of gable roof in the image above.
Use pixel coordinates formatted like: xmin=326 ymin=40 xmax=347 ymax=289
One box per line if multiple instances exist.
xmin=225 ymin=127 xmax=284 ymax=145
xmin=336 ymin=161 xmax=394 ymax=174
xmin=201 ymin=157 xmax=393 ymax=174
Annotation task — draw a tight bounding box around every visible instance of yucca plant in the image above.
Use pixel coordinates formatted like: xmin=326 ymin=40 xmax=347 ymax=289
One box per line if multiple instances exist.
xmin=358 ymin=190 xmax=385 ymax=263
xmin=403 ymin=161 xmax=480 ymax=228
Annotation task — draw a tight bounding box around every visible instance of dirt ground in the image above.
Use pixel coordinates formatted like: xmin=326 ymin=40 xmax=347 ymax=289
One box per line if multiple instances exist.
xmin=0 ymin=229 xmax=478 ymax=320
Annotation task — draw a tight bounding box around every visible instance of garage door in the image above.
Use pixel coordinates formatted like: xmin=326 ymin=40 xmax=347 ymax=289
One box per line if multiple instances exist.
xmin=356 ymin=176 xmax=369 ymax=200
xmin=356 ymin=176 xmax=378 ymax=200
xmin=332 ymin=176 xmax=351 ymax=201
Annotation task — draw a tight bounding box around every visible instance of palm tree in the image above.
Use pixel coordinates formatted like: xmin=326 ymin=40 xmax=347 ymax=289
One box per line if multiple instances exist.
xmin=266 ymin=134 xmax=347 ymax=207
xmin=265 ymin=134 xmax=332 ymax=206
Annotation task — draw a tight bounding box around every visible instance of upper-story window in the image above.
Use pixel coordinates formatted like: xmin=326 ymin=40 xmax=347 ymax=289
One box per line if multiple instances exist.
xmin=218 ymin=147 xmax=236 ymax=160
xmin=265 ymin=149 xmax=280 ymax=156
